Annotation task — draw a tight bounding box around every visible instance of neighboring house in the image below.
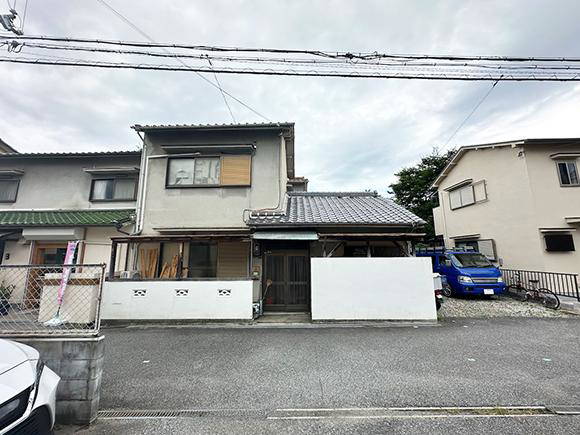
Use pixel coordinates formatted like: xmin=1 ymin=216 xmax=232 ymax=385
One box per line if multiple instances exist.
xmin=104 ymin=122 xmax=426 ymax=319
xmin=0 ymin=137 xmax=18 ymax=154
xmin=0 ymin=150 xmax=141 ymax=304
xmin=432 ymin=138 xmax=580 ymax=276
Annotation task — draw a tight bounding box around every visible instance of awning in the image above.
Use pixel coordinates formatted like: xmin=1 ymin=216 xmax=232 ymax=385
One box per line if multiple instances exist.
xmin=0 ymin=209 xmax=135 ymax=227
xmin=22 ymin=227 xmax=84 ymax=241
xmin=252 ymin=231 xmax=318 ymax=241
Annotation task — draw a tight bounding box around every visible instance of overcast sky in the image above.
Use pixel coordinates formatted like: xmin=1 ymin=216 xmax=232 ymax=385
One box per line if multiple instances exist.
xmin=1 ymin=0 xmax=580 ymax=193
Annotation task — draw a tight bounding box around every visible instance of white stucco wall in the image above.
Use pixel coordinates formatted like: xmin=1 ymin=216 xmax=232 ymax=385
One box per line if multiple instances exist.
xmin=310 ymin=258 xmax=436 ymax=321
xmin=140 ymin=129 xmax=286 ymax=233
xmin=101 ymin=280 xmax=253 ymax=320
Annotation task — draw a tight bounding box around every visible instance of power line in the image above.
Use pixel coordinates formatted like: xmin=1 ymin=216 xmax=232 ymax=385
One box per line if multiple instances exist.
xmin=442 ymin=76 xmax=503 ymax=150
xmin=5 ymin=34 xmax=580 ymax=63
xmin=20 ymin=0 xmax=27 ymax=33
xmin=94 ymin=0 xmax=266 ymax=121
xmin=2 ymin=55 xmax=579 ymax=81
xmin=7 ymin=40 xmax=580 ymax=72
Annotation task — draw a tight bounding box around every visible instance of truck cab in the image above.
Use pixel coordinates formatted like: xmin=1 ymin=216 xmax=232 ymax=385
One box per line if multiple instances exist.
xmin=417 ymin=249 xmax=506 ymax=296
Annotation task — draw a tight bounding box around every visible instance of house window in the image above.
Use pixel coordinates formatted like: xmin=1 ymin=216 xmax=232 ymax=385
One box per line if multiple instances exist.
xmin=167 ymin=157 xmax=221 ymax=186
xmin=557 ymin=161 xmax=579 ymax=186
xmin=188 ymin=242 xmax=218 ymax=278
xmin=448 ymin=181 xmax=486 ymax=210
xmin=166 ymin=155 xmax=251 ymax=187
xmin=0 ymin=179 xmax=19 ymax=203
xmin=90 ymin=178 xmax=137 ymax=201
xmin=544 ymin=233 xmax=575 ymax=252
xmin=455 ymin=239 xmax=497 ymax=260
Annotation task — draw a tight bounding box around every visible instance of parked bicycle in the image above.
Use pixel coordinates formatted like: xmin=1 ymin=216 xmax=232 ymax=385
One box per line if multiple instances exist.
xmin=507 ymin=273 xmax=560 ymax=309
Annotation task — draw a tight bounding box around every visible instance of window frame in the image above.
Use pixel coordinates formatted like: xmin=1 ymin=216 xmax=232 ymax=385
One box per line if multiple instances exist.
xmin=544 ymin=233 xmax=575 ymax=252
xmin=89 ymin=177 xmax=138 ymax=202
xmin=187 ymin=241 xmax=218 ymax=278
xmin=448 ymin=180 xmax=487 ymax=210
xmin=165 ymin=155 xmax=223 ymax=188
xmin=0 ymin=179 xmax=20 ymax=203
xmin=556 ymin=160 xmax=580 ymax=187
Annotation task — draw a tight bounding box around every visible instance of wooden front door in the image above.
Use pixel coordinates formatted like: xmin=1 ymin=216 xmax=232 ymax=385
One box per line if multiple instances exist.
xmin=25 ymin=243 xmax=68 ymax=308
xmin=263 ymin=249 xmax=310 ymax=312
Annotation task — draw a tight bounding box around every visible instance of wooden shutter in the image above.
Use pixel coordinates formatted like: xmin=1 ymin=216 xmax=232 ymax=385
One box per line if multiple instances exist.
xmin=220 ymin=155 xmax=251 ymax=186
xmin=217 ymin=241 xmax=249 ymax=278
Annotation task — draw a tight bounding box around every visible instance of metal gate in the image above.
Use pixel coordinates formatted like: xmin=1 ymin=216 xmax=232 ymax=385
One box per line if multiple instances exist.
xmin=263 ymin=250 xmax=310 ymax=312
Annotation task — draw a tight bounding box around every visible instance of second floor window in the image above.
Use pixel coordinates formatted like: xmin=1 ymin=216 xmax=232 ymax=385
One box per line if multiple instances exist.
xmin=166 ymin=155 xmax=251 ymax=187
xmin=448 ymin=180 xmax=487 ymax=210
xmin=557 ymin=161 xmax=579 ymax=186
xmin=0 ymin=179 xmax=19 ymax=203
xmin=90 ymin=178 xmax=137 ymax=201
xmin=167 ymin=157 xmax=221 ymax=186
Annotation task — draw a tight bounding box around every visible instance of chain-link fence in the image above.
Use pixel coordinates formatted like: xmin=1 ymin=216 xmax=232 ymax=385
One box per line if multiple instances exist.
xmin=0 ymin=264 xmax=105 ymax=336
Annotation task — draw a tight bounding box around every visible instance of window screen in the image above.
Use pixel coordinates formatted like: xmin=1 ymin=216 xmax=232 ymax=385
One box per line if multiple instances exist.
xmin=0 ymin=180 xmax=19 ymax=202
xmin=544 ymin=234 xmax=575 ymax=252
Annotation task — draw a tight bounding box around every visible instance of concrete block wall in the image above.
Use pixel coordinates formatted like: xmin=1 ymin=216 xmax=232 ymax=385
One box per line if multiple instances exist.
xmin=16 ymin=336 xmax=105 ymax=425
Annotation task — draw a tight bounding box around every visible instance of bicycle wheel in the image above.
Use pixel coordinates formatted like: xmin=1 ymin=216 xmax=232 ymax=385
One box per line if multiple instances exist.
xmin=539 ymin=289 xmax=560 ymax=310
xmin=508 ymin=285 xmax=528 ymax=302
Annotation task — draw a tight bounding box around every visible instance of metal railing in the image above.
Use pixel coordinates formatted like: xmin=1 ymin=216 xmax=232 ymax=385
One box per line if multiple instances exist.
xmin=501 ymin=268 xmax=580 ymax=301
xmin=0 ymin=264 xmax=105 ymax=337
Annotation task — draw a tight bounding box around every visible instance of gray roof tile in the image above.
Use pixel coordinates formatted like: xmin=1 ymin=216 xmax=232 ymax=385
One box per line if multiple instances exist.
xmin=249 ymin=192 xmax=425 ymax=227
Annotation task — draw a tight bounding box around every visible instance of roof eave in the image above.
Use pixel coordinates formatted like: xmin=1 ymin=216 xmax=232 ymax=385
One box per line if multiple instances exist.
xmin=131 ymin=122 xmax=295 ymax=132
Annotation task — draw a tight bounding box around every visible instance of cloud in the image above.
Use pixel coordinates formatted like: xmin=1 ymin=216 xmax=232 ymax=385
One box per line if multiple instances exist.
xmin=1 ymin=0 xmax=580 ymax=193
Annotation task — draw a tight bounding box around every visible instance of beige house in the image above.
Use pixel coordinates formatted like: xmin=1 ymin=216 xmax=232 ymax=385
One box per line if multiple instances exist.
xmin=0 ymin=150 xmax=140 ymax=304
xmin=432 ymin=138 xmax=580 ymax=277
xmin=104 ymin=122 xmax=425 ymax=319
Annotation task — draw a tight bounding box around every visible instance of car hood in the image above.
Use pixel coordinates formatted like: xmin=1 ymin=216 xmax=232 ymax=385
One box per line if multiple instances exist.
xmin=0 ymin=339 xmax=31 ymax=375
xmin=459 ymin=267 xmax=501 ymax=278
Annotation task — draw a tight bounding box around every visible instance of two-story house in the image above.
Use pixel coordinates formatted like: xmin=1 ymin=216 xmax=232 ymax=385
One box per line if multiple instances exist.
xmin=104 ymin=122 xmax=426 ymax=320
xmin=432 ymin=138 xmax=580 ymax=278
xmin=0 ymin=149 xmax=141 ymax=305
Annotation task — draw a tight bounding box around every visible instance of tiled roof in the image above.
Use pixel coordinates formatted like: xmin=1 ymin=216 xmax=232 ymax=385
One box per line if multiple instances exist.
xmin=132 ymin=122 xmax=294 ymax=131
xmin=0 ymin=209 xmax=135 ymax=227
xmin=0 ymin=151 xmax=141 ymax=159
xmin=249 ymin=192 xmax=425 ymax=227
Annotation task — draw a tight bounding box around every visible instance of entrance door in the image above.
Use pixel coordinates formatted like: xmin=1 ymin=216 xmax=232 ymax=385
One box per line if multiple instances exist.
xmin=25 ymin=243 xmax=68 ymax=308
xmin=263 ymin=250 xmax=310 ymax=312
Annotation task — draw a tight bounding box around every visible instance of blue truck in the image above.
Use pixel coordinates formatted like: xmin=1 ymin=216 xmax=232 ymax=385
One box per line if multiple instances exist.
xmin=417 ymin=248 xmax=506 ymax=297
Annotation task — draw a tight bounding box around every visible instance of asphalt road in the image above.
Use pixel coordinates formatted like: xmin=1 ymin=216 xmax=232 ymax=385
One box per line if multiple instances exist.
xmin=68 ymin=317 xmax=580 ymax=434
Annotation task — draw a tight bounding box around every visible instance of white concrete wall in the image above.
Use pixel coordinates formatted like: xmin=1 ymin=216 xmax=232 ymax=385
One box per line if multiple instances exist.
xmin=311 ymin=258 xmax=436 ymax=321
xmin=101 ymin=280 xmax=253 ymax=320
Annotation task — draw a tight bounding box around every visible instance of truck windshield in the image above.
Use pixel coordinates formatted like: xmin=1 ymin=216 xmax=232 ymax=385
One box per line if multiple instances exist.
xmin=451 ymin=253 xmax=492 ymax=268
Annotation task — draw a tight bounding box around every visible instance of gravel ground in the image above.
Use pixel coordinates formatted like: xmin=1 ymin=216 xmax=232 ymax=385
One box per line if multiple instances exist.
xmin=439 ymin=294 xmax=577 ymax=318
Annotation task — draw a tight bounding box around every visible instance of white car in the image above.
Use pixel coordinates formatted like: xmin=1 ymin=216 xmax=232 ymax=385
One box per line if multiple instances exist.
xmin=0 ymin=339 xmax=60 ymax=435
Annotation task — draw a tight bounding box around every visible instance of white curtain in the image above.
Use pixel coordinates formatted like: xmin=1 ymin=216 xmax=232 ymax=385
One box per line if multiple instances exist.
xmin=91 ymin=180 xmax=110 ymax=200
xmin=114 ymin=179 xmax=136 ymax=199
xmin=0 ymin=180 xmax=18 ymax=201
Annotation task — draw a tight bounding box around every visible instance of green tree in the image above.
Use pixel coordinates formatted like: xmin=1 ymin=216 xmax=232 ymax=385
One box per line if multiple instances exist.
xmin=389 ymin=148 xmax=455 ymax=240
